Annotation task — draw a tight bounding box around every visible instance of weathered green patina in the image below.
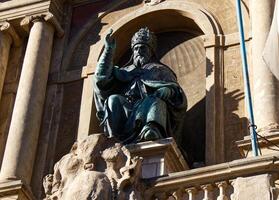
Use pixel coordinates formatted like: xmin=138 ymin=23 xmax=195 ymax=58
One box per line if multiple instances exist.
xmin=93 ymin=28 xmax=187 ymax=143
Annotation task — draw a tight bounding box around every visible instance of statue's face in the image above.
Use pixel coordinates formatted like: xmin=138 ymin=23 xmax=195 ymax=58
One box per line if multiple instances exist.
xmin=133 ymin=43 xmax=152 ymax=67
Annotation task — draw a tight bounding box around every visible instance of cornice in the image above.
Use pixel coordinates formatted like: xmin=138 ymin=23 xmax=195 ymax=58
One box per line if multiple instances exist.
xmin=0 ymin=0 xmax=65 ymax=24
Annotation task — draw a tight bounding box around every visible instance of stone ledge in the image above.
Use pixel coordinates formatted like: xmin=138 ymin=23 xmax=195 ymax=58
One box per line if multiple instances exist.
xmin=0 ymin=179 xmax=35 ymax=200
xmin=144 ymin=153 xmax=279 ymax=193
xmin=236 ymin=132 xmax=279 ymax=157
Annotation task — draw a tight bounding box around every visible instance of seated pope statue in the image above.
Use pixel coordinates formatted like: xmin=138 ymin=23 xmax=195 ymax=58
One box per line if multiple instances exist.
xmin=93 ymin=27 xmax=187 ymax=144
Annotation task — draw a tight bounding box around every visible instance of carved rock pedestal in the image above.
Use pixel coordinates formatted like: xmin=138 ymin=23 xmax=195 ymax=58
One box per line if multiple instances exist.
xmin=0 ymin=179 xmax=35 ymax=200
xmin=43 ymin=134 xmax=144 ymax=200
xmin=126 ymin=137 xmax=189 ymax=178
xmin=43 ymin=135 xmax=189 ymax=199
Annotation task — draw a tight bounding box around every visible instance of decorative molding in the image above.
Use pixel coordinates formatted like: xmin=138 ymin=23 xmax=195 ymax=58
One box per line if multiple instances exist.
xmin=203 ymin=34 xmax=224 ymax=48
xmin=0 ymin=21 xmax=22 ymax=46
xmin=20 ymin=13 xmax=64 ymax=38
xmin=204 ymin=32 xmax=251 ymax=48
xmin=144 ymin=0 xmax=164 ymax=6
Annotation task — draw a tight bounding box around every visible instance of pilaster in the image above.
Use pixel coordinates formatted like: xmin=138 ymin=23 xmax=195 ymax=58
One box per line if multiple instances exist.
xmin=0 ymin=15 xmax=55 ymax=189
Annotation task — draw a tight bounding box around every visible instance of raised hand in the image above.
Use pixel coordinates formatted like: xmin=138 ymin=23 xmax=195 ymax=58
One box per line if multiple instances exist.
xmin=105 ymin=29 xmax=116 ymax=49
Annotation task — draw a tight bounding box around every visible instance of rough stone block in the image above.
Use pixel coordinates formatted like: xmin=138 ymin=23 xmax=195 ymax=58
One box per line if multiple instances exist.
xmin=231 ymin=174 xmax=273 ymax=200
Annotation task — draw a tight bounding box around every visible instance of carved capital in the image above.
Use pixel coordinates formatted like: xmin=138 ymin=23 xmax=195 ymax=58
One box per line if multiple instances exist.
xmin=44 ymin=13 xmax=64 ymax=37
xmin=20 ymin=12 xmax=64 ymax=37
xmin=0 ymin=21 xmax=21 ymax=46
xmin=20 ymin=16 xmax=33 ymax=35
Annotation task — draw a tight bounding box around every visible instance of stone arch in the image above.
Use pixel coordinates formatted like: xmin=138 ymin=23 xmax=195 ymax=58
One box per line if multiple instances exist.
xmin=85 ymin=1 xmax=222 ymax=69
xmin=76 ymin=0 xmax=225 ymax=166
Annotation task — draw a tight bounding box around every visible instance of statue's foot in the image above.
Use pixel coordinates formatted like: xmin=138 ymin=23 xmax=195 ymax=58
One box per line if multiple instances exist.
xmin=139 ymin=123 xmax=162 ymax=141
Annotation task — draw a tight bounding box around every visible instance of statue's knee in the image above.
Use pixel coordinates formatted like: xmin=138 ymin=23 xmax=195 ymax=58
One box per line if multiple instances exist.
xmin=107 ymin=94 xmax=122 ymax=111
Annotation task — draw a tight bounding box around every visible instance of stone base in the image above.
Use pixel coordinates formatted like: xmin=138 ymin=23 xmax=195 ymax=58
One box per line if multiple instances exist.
xmin=231 ymin=174 xmax=275 ymax=200
xmin=236 ymin=132 xmax=279 ymax=157
xmin=0 ymin=179 xmax=34 ymax=200
xmin=126 ymin=137 xmax=189 ymax=178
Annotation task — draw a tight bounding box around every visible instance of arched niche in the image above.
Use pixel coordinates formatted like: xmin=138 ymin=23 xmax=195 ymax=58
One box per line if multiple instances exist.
xmin=76 ymin=0 xmax=224 ymax=166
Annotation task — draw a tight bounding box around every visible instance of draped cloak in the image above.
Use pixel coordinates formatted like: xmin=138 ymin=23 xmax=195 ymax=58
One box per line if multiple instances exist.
xmin=93 ymin=60 xmax=187 ymax=143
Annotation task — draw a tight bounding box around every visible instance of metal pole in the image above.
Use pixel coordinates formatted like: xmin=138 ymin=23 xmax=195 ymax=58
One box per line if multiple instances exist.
xmin=235 ymin=0 xmax=259 ymax=156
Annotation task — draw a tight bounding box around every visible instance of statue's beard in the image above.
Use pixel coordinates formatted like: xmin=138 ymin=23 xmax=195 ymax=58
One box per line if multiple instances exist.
xmin=134 ymin=55 xmax=150 ymax=68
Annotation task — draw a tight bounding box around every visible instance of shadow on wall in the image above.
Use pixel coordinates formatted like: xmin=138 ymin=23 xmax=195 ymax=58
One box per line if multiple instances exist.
xmin=224 ymin=88 xmax=247 ymax=161
xmin=176 ymin=57 xmax=211 ymax=168
xmin=180 ymin=88 xmax=246 ymax=168
xmin=179 ymin=97 xmax=205 ymax=168
xmin=179 ymin=56 xmax=247 ymax=167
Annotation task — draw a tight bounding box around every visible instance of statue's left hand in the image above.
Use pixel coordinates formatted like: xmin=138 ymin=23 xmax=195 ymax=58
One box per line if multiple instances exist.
xmin=154 ymin=87 xmax=174 ymax=100
xmin=105 ymin=29 xmax=116 ymax=49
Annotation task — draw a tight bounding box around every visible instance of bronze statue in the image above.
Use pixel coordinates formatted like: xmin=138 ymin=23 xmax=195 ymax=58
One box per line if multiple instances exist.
xmin=93 ymin=27 xmax=187 ymax=143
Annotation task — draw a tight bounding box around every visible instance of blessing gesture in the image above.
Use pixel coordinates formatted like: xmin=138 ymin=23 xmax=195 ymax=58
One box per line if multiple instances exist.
xmin=105 ymin=29 xmax=116 ymax=49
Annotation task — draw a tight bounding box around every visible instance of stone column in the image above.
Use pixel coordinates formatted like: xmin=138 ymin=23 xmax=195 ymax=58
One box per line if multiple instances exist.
xmin=251 ymin=0 xmax=279 ymax=134
xmin=0 ymin=23 xmax=12 ymax=102
xmin=0 ymin=18 xmax=55 ymax=185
